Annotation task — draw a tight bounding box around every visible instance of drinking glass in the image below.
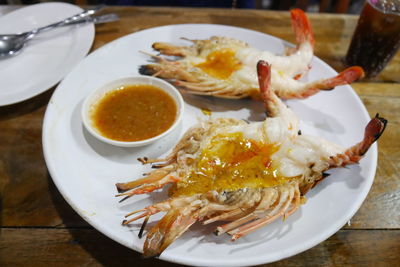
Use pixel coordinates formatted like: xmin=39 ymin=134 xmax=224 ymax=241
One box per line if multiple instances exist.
xmin=345 ymin=0 xmax=400 ymax=78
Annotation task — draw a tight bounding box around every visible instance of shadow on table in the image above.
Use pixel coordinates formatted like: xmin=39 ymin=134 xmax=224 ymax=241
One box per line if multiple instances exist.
xmin=47 ymin=174 xmax=183 ymax=267
xmin=0 ymin=87 xmax=55 ymax=121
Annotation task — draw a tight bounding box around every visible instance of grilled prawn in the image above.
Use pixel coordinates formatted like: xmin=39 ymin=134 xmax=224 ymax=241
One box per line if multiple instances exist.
xmin=140 ymin=9 xmax=364 ymax=99
xmin=117 ymin=61 xmax=386 ymax=257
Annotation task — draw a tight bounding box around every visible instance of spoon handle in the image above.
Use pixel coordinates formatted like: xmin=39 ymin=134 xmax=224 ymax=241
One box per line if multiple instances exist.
xmin=68 ymin=13 xmax=120 ymax=25
xmin=31 ymin=5 xmax=105 ymax=35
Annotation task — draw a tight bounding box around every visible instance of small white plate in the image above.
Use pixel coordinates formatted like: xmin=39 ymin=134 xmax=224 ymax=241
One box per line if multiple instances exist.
xmin=43 ymin=24 xmax=376 ymax=266
xmin=0 ymin=2 xmax=94 ymax=106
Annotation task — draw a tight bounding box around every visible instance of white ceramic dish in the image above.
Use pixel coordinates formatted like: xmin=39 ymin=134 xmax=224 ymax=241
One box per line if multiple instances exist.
xmin=0 ymin=2 xmax=94 ymax=106
xmin=42 ymin=24 xmax=376 ymax=267
xmin=81 ymin=76 xmax=184 ymax=147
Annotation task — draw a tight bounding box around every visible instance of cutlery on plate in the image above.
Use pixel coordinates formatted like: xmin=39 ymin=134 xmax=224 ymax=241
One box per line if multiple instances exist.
xmin=0 ymin=5 xmax=104 ymax=59
xmin=70 ymin=13 xmax=119 ymax=25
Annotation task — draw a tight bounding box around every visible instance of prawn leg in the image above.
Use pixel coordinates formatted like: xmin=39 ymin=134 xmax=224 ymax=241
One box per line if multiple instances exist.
xmin=143 ymin=207 xmax=198 ymax=258
xmin=152 ymin=42 xmax=191 ymax=57
xmin=116 ymin=175 xmax=179 ymax=200
xmin=202 ymin=208 xmax=250 ymax=225
xmin=122 ymin=204 xmax=165 ymax=225
xmin=214 ymin=187 xmax=279 ymax=235
xmin=139 ymin=62 xmax=199 ymax=83
xmin=116 ymin=165 xmax=176 ymax=193
xmin=228 ymin=186 xmax=299 ymax=241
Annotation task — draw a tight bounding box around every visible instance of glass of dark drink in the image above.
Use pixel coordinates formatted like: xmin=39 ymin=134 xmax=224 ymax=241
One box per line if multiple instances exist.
xmin=345 ymin=0 xmax=400 ymax=78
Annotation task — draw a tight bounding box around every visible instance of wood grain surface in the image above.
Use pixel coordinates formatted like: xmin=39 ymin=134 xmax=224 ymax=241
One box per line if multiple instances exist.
xmin=0 ymin=6 xmax=399 ymax=266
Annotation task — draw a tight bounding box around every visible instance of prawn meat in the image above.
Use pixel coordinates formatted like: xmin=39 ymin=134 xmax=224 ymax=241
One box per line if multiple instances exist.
xmin=117 ymin=61 xmax=385 ymax=257
xmin=139 ymin=9 xmax=364 ymax=99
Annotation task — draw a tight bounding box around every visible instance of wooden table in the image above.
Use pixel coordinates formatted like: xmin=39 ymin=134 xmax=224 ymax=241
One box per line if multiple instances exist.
xmin=0 ymin=6 xmax=399 ymax=266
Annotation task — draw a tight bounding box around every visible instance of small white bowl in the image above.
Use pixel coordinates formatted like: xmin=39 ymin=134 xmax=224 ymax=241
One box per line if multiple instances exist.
xmin=81 ymin=76 xmax=184 ymax=147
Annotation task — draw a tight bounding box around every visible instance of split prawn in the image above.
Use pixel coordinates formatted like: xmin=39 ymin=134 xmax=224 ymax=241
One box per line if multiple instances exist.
xmin=117 ymin=61 xmax=385 ymax=257
xmin=139 ymin=9 xmax=364 ymax=99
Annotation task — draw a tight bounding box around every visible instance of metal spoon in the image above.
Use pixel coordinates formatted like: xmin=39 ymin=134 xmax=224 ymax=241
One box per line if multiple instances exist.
xmin=0 ymin=5 xmax=104 ymax=59
xmin=69 ymin=13 xmax=119 ymax=26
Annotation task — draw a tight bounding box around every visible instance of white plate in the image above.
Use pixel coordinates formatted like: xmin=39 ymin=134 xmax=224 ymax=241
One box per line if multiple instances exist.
xmin=0 ymin=2 xmax=94 ymax=106
xmin=42 ymin=24 xmax=376 ymax=266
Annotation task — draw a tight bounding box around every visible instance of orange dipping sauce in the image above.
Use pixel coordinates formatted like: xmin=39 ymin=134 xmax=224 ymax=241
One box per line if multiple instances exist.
xmin=91 ymin=84 xmax=177 ymax=142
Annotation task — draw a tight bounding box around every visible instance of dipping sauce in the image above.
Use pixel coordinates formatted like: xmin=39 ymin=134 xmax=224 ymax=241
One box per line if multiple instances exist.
xmin=91 ymin=84 xmax=177 ymax=142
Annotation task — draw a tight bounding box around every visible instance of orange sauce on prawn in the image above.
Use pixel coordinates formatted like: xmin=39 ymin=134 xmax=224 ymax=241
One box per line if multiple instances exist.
xmin=170 ymin=132 xmax=288 ymax=197
xmin=195 ymin=48 xmax=241 ymax=79
xmin=91 ymin=84 xmax=177 ymax=142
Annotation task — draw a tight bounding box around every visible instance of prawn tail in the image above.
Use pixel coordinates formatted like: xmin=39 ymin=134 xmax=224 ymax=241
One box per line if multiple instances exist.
xmin=257 ymin=60 xmax=296 ymax=121
xmin=329 ymin=113 xmax=387 ymax=167
xmin=257 ymin=60 xmax=272 ymax=103
xmin=257 ymin=60 xmax=280 ymax=117
xmin=143 ymin=208 xmax=198 ymax=258
xmin=282 ymin=66 xmax=365 ymax=99
xmin=317 ymin=66 xmax=365 ymax=90
xmin=291 ymin=8 xmax=315 ymax=49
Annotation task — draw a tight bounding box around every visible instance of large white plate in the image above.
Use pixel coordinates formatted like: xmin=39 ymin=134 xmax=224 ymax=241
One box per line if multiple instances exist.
xmin=0 ymin=2 xmax=94 ymax=106
xmin=42 ymin=24 xmax=376 ymax=266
